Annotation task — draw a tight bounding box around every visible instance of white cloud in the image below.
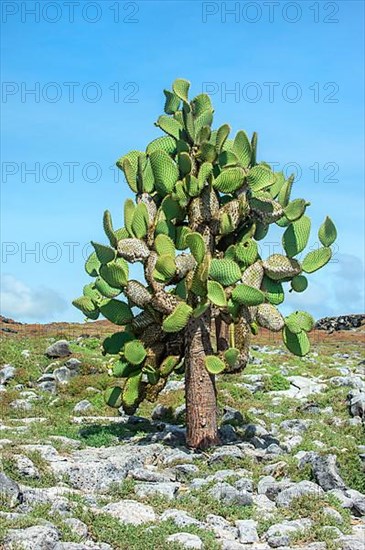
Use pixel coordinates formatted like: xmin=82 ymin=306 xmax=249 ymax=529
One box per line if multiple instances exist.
xmin=0 ymin=274 xmax=67 ymax=321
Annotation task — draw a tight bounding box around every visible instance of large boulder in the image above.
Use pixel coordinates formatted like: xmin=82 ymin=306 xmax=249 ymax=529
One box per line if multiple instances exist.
xmin=45 ymin=340 xmax=71 ymax=358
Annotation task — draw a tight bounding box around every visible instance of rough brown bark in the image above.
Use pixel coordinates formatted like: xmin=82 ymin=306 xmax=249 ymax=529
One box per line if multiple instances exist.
xmin=185 ymin=308 xmax=220 ymax=449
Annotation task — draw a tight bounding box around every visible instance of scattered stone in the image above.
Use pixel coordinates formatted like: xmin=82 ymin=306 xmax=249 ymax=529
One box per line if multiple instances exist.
xmin=54 ymin=366 xmax=77 ymax=384
xmin=64 ymin=517 xmax=88 ymax=539
xmin=349 ymin=393 xmax=365 ymax=419
xmin=4 ymin=524 xmax=60 ymax=549
xmin=166 ymin=532 xmax=203 ymax=549
xmin=235 ymin=519 xmax=259 ymax=543
xmin=276 ymin=480 xmax=323 ymax=507
xmin=209 ymin=482 xmax=253 ymax=506
xmin=257 ymin=476 xmax=293 ymax=500
xmin=315 ymin=314 xmax=365 ymax=331
xmin=151 ymin=404 xmax=171 ymax=421
xmin=221 ymin=406 xmax=244 ymax=426
xmin=73 ymin=400 xmax=93 ymax=413
xmin=0 ymin=364 xmax=15 ymax=385
xmin=10 ymin=399 xmax=32 ymax=411
xmin=338 ymin=535 xmax=365 ymax=550
xmin=101 ymin=499 xmax=156 ymax=525
xmin=21 ymin=350 xmax=30 ymax=358
xmin=206 ymin=514 xmax=238 ymax=540
xmin=323 ymin=506 xmax=343 ymax=523
xmin=161 ymin=380 xmax=185 ymax=393
xmin=38 ymin=381 xmax=57 ymax=393
xmin=134 ymin=481 xmax=180 ymax=500
xmin=64 ymin=358 xmax=82 ymax=370
xmin=300 ymin=453 xmax=346 ymax=491
xmin=45 ymin=340 xmax=71 ymax=358
xmin=330 ymin=376 xmax=365 ymax=390
xmin=13 ymin=455 xmax=40 ymax=479
xmin=161 ymin=509 xmax=203 ymax=528
xmin=265 ymin=518 xmax=312 ymax=547
xmin=0 ymin=472 xmax=23 ymax=508
xmin=219 ymin=424 xmax=238 ymax=443
xmin=280 ymin=419 xmax=311 ymax=433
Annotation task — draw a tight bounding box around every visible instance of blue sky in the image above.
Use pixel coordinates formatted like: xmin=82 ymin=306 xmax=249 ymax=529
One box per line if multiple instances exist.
xmin=1 ymin=0 xmax=364 ymax=323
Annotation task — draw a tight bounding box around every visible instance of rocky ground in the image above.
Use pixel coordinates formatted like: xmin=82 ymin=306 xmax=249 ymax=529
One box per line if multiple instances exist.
xmin=0 ymin=321 xmax=364 ymax=550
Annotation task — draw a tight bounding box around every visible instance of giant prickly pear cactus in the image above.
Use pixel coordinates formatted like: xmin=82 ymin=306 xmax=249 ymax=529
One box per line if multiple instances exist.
xmin=73 ymin=79 xmax=337 ymax=449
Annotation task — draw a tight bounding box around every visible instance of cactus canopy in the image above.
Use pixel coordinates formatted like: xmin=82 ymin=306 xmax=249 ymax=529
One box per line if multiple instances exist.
xmin=73 ymin=79 xmax=337 ymax=447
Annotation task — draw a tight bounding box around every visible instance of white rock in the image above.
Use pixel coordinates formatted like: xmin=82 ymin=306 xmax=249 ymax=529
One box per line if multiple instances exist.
xmin=101 ymin=499 xmax=156 ymax=525
xmin=166 ymin=532 xmax=203 ymax=549
xmin=235 ymin=519 xmax=259 ymax=543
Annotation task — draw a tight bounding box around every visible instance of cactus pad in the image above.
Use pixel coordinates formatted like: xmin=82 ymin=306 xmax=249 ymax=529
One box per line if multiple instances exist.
xmin=318 ymin=216 xmax=337 ymax=247
xmin=256 ymin=303 xmax=284 ymax=331
xmin=302 ymin=247 xmax=332 ymax=273
xmin=209 ymin=259 xmax=241 ymax=286
xmin=99 ymin=299 xmax=133 ymax=325
xmin=283 ymin=326 xmax=310 ymax=356
xmin=207 ymin=281 xmax=227 ymax=307
xmin=231 ymin=284 xmax=265 ymax=306
xmin=162 ymin=302 xmax=193 ymax=333
xmin=205 ymin=355 xmax=226 ymax=374
xmin=124 ymin=340 xmax=147 ymax=365
xmin=282 ymin=216 xmax=311 ymax=258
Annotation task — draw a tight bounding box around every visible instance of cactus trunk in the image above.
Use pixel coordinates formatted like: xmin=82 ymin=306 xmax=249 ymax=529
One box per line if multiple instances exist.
xmin=185 ymin=309 xmax=220 ymax=449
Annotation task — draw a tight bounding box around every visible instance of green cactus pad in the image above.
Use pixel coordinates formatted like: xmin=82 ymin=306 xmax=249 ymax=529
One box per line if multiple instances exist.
xmin=160 ymin=355 xmax=180 ymax=377
xmin=113 ymin=360 xmax=140 ymax=378
xmin=150 ymin=150 xmax=179 ymax=195
xmin=291 ymin=275 xmax=308 ymax=292
xmin=232 ymin=130 xmax=252 ymax=168
xmin=318 ymin=216 xmax=337 ymax=247
xmin=155 ymin=234 xmax=176 ymax=257
xmin=192 ymin=301 xmax=210 ymax=318
xmin=302 ymin=247 xmax=332 ymax=273
xmin=163 ymin=89 xmax=180 ymax=114
xmin=104 ymin=386 xmax=123 ymax=408
xmin=186 ymin=232 xmax=206 ymax=264
xmin=143 ymin=364 xmax=160 ymax=385
xmin=207 ymin=281 xmax=227 ymax=307
xmin=277 ymin=174 xmax=294 ymax=206
xmin=103 ymin=210 xmax=117 ymax=248
xmin=231 ymin=284 xmax=265 ymax=306
xmin=216 ymin=124 xmax=231 ymax=153
xmin=261 ymin=276 xmax=284 ymax=305
xmin=235 ymin=239 xmax=258 ymax=266
xmin=162 ymin=302 xmax=193 ymax=333
xmin=91 ymin=242 xmax=116 ymax=265
xmin=209 ymin=259 xmax=242 ymax=286
xmin=224 ymin=348 xmax=240 ymax=368
xmin=194 ymin=109 xmax=214 ymax=136
xmin=83 ymin=283 xmax=101 ymax=302
xmin=124 ymin=340 xmax=147 ymax=365
xmin=146 ymin=135 xmax=177 ymax=155
xmin=268 ymin=171 xmax=285 ymax=199
xmin=99 ymin=299 xmax=133 ymax=325
xmin=85 ymin=251 xmax=101 ymax=277
xmin=256 ymin=303 xmax=284 ymax=331
xmin=124 ymin=199 xmax=136 ymax=236
xmin=155 ymin=115 xmax=182 ymax=140
xmin=131 ymin=202 xmax=149 ymax=239
xmin=178 ymin=152 xmax=192 ymax=176
xmin=286 ymin=311 xmax=314 ymax=333
xmin=72 ymin=296 xmax=98 ymax=316
xmin=205 ymin=355 xmax=226 ymax=374
xmin=172 ymin=78 xmax=190 ymax=103
xmin=155 ymin=254 xmax=176 ymax=280
xmin=100 ymin=261 xmax=128 ymax=288
xmin=191 ymin=93 xmax=213 ymax=116
xmin=175 ymin=226 xmax=191 ymax=250
xmin=199 ymin=142 xmax=217 ymax=163
xmin=213 ymin=167 xmax=245 ymax=194
xmin=263 ymin=254 xmax=301 ymax=280
xmin=122 ymin=371 xmax=143 ymax=411
xmin=103 ymin=331 xmax=134 ymax=354
xmin=122 ymin=158 xmax=138 ymax=192
xmin=282 ymin=326 xmax=310 ymax=356
xmin=284 ymin=198 xmax=307 ymax=221
xmin=282 ymin=215 xmax=311 ymax=258
xmin=247 ymin=165 xmax=275 ymax=192
xmin=198 ymin=162 xmax=213 ymax=188
xmin=95 ymin=276 xmax=121 ymax=298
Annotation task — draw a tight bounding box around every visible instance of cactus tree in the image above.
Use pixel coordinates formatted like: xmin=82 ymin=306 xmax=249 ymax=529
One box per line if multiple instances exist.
xmin=73 ymin=79 xmax=337 ymax=449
